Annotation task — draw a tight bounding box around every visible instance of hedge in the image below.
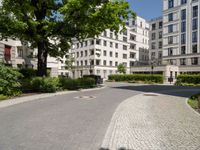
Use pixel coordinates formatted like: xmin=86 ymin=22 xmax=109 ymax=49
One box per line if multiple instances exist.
xmin=108 ymin=74 xmax=163 ymax=83
xmin=176 ymin=74 xmax=200 ymax=86
xmin=59 ymin=77 xmax=95 ymax=90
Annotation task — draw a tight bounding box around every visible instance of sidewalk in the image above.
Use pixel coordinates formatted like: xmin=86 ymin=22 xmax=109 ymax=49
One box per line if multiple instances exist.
xmin=101 ymin=91 xmax=200 ymax=150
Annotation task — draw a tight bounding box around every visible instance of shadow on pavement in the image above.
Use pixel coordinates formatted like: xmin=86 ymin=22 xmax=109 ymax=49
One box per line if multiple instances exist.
xmin=110 ymin=84 xmax=200 ymax=98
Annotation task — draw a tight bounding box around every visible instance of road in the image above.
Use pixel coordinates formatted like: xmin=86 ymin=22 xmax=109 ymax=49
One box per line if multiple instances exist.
xmin=0 ymin=83 xmax=199 ymax=150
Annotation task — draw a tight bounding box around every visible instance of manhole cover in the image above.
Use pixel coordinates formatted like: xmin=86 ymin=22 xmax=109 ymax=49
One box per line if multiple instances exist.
xmin=143 ymin=93 xmax=159 ymax=96
xmin=74 ymin=96 xmax=96 ymax=99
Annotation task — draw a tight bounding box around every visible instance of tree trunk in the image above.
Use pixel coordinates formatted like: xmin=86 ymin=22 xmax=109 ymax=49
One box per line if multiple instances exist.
xmin=37 ymin=41 xmax=48 ymax=77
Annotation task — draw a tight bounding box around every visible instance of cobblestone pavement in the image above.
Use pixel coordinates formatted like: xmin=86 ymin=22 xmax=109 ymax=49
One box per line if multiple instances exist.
xmin=101 ymin=90 xmax=200 ymax=150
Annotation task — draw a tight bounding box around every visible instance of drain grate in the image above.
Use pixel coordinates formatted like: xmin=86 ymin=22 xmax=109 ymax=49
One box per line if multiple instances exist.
xmin=74 ymin=96 xmax=96 ymax=100
xmin=143 ymin=93 xmax=159 ymax=96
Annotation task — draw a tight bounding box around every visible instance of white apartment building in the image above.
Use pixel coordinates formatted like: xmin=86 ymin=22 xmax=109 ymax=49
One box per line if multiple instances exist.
xmin=149 ymin=17 xmax=163 ymax=65
xmin=0 ymin=39 xmax=71 ymax=77
xmin=72 ymin=16 xmax=149 ymax=79
xmin=163 ymin=0 xmax=200 ymax=73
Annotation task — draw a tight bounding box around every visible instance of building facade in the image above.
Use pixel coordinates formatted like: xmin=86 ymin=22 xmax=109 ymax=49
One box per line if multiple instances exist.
xmin=163 ymin=0 xmax=200 ymax=73
xmin=149 ymin=17 xmax=163 ymax=65
xmin=0 ymin=39 xmax=71 ymax=77
xmin=72 ymin=16 xmax=149 ymax=79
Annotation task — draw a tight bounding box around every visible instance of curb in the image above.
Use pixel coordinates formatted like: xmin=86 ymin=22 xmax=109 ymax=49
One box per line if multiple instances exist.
xmin=185 ymin=98 xmax=200 ymax=116
xmin=0 ymin=85 xmax=106 ymax=109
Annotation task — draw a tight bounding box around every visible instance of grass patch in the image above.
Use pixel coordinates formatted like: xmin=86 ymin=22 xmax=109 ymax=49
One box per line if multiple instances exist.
xmin=188 ymin=99 xmax=199 ymax=109
xmin=0 ymin=95 xmax=8 ymax=101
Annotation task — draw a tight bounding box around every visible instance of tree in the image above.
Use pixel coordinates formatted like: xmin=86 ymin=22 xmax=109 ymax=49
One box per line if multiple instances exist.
xmin=0 ymin=0 xmax=135 ymax=77
xmin=117 ymin=63 xmax=126 ymax=74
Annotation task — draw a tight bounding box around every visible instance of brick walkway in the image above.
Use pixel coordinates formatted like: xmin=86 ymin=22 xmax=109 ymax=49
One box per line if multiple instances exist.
xmin=101 ymin=91 xmax=200 ymax=150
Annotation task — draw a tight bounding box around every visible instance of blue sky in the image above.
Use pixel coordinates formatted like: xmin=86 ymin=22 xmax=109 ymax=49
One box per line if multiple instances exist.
xmin=126 ymin=0 xmax=163 ymax=21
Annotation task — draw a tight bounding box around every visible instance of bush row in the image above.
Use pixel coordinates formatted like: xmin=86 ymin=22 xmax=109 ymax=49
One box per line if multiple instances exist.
xmin=21 ymin=77 xmax=96 ymax=93
xmin=176 ymin=74 xmax=200 ymax=86
xmin=108 ymin=74 xmax=164 ymax=83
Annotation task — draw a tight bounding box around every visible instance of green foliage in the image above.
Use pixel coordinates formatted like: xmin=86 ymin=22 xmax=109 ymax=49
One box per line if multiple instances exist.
xmin=0 ymin=0 xmax=135 ymax=76
xmin=0 ymin=64 xmax=22 ymax=96
xmin=108 ymin=74 xmax=163 ymax=84
xmin=176 ymin=74 xmax=200 ymax=86
xmin=29 ymin=77 xmax=60 ymax=93
xmin=19 ymin=68 xmax=37 ymax=79
xmin=59 ymin=77 xmax=95 ymax=90
xmin=0 ymin=94 xmax=8 ymax=101
xmin=117 ymin=63 xmax=126 ymax=74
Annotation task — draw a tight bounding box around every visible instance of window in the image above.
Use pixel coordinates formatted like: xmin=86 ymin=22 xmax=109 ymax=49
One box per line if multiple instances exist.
xmin=168 ymin=13 xmax=173 ymax=21
xmin=192 ymin=31 xmax=197 ymax=43
xmin=130 ymin=44 xmax=136 ymax=50
xmin=159 ymin=22 xmax=163 ymax=29
xmin=96 ymin=60 xmax=100 ymax=66
xmin=168 ymin=24 xmax=173 ymax=33
xmin=104 ymin=31 xmax=107 ymax=37
xmin=168 ymin=36 xmax=173 ymax=44
xmin=151 ymin=42 xmax=156 ymax=49
xmin=181 ymin=21 xmax=186 ymax=32
xmin=123 ymin=54 xmax=127 ymax=59
xmin=159 ymin=41 xmax=162 ymax=49
xmin=109 ymin=61 xmax=113 ymax=66
xmin=193 ymin=6 xmax=198 ymax=18
xmin=181 ymin=46 xmax=186 ymax=54
xmin=103 ymin=40 xmax=107 ymax=46
xmin=181 ymin=0 xmax=187 ymax=4
xmin=152 ymin=23 xmax=156 ymax=30
xmin=103 ymin=60 xmax=107 ymax=66
xmin=192 ymin=44 xmax=197 ymax=53
xmin=103 ymin=50 xmax=107 ymax=56
xmin=123 ymin=45 xmax=127 ymax=50
xmin=123 ymin=30 xmax=127 ymax=35
xmin=168 ymin=0 xmax=174 ymax=8
xmin=110 ymin=51 xmax=113 ymax=57
xmin=90 ymin=49 xmax=94 ymax=55
xmin=85 ymin=50 xmax=88 ymax=56
xmin=123 ymin=37 xmax=127 ymax=42
xmin=151 ymin=33 xmax=156 ymax=40
xmin=110 ymin=42 xmax=113 ymax=48
xmin=168 ymin=48 xmax=173 ymax=56
xmin=90 ymin=40 xmax=94 ymax=45
xmin=110 ymin=32 xmax=113 ymax=38
xmin=130 ymin=52 xmax=136 ymax=58
xmin=181 ymin=33 xmax=186 ymax=44
xmin=181 ymin=9 xmax=186 ymax=20
xmin=115 ymin=62 xmax=118 ymax=66
xmin=191 ymin=57 xmax=198 ymax=65
xmin=115 ymin=52 xmax=118 ymax=58
xmin=115 ymin=43 xmax=118 ymax=49
xmin=81 ymin=51 xmax=83 ymax=57
xmin=85 ymin=41 xmax=88 ymax=47
xmin=81 ymin=42 xmax=83 ymax=47
xmin=159 ymin=31 xmax=162 ymax=39
xmin=180 ymin=58 xmax=186 ymax=65
xmin=192 ymin=18 xmax=198 ymax=30
xmin=96 ymin=39 xmax=101 ymax=45
xmin=85 ymin=60 xmax=88 ymax=66
xmin=76 ymin=52 xmax=79 ymax=57
xmin=17 ymin=47 xmax=23 ymax=57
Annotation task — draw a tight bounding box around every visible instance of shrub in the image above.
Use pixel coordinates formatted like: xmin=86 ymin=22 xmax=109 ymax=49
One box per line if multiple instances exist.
xmin=59 ymin=77 xmax=96 ymax=90
xmin=30 ymin=77 xmax=60 ymax=93
xmin=79 ymin=78 xmax=95 ymax=88
xmin=59 ymin=78 xmax=80 ymax=90
xmin=108 ymin=74 xmax=163 ymax=83
xmin=0 ymin=64 xmax=22 ymax=96
xmin=19 ymin=68 xmax=37 ymax=79
xmin=176 ymin=74 xmax=200 ymax=86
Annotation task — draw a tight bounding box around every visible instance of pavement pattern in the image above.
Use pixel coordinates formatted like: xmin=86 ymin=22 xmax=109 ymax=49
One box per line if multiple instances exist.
xmin=101 ymin=89 xmax=200 ymax=150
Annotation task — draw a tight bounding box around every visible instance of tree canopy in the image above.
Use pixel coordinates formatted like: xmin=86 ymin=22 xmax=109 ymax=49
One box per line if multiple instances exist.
xmin=0 ymin=0 xmax=135 ymax=76
xmin=117 ymin=63 xmax=126 ymax=74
